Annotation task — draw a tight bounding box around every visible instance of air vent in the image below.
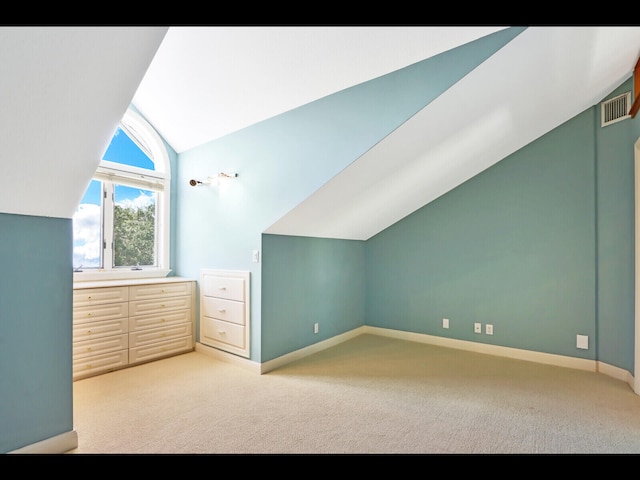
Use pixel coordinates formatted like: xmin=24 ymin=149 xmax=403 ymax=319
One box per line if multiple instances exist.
xmin=601 ymin=92 xmax=631 ymax=127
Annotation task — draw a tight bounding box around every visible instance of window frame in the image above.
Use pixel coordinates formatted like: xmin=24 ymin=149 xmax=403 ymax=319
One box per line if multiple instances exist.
xmin=73 ymin=108 xmax=171 ymax=282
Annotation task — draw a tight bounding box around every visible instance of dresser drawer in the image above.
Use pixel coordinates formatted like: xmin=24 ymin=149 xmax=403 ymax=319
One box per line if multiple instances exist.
xmin=129 ymin=322 xmax=192 ymax=348
xmin=202 ymin=274 xmax=245 ymax=302
xmin=202 ymin=297 xmax=244 ymax=325
xmin=73 ymin=302 xmax=128 ymax=324
xmin=129 ymin=295 xmax=191 ymax=317
xmin=73 ymin=333 xmax=128 ymax=359
xmin=73 ymin=317 xmax=128 ymax=342
xmin=129 ymin=336 xmax=193 ymax=364
xmin=201 ymin=317 xmax=246 ymax=349
xmin=129 ymin=309 xmax=192 ymax=332
xmin=73 ymin=286 xmax=129 ymax=307
xmin=73 ymin=350 xmax=128 ymax=380
xmin=129 ymin=282 xmax=192 ymax=301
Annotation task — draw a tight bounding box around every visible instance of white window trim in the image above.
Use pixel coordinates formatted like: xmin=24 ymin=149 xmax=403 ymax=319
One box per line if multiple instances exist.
xmin=74 ymin=108 xmax=172 ymax=283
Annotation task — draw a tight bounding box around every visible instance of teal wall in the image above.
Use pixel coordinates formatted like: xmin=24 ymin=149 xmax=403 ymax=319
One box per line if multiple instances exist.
xmin=0 ymin=213 xmax=73 ymax=453
xmin=261 ymin=79 xmax=639 ymax=372
xmin=261 ymin=234 xmax=365 ymax=360
xmin=595 ymin=79 xmax=637 ymax=370
xmin=165 ymin=129 xmax=178 ymax=277
xmin=176 ymin=27 xmax=523 ymax=362
xmin=366 ymin=107 xmax=597 ymax=358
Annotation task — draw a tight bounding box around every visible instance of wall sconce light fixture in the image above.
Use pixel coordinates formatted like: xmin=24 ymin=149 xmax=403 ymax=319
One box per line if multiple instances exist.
xmin=189 ymin=172 xmax=238 ymax=187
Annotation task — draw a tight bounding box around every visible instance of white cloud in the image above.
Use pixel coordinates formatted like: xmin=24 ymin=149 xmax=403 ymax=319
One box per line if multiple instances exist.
xmin=116 ymin=191 xmax=155 ymax=210
xmin=73 ymin=203 xmax=101 ymax=266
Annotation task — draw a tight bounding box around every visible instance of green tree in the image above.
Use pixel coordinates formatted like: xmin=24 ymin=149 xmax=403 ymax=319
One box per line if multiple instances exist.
xmin=113 ymin=203 xmax=155 ymax=267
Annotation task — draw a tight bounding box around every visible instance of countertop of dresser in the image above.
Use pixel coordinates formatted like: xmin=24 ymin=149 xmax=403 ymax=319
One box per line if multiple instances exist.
xmin=73 ymin=277 xmax=194 ymax=289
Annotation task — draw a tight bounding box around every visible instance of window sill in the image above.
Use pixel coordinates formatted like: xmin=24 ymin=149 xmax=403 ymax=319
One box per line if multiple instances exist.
xmin=73 ymin=268 xmax=172 ymax=283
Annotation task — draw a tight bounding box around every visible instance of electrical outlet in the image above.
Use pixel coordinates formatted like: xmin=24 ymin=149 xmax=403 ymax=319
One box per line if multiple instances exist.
xmin=474 ymin=322 xmax=482 ymax=333
xmin=577 ymin=334 xmax=588 ymax=349
xmin=442 ymin=318 xmax=449 ymax=329
xmin=314 ymin=323 xmax=319 ymax=334
xmin=486 ymin=324 xmax=493 ymax=335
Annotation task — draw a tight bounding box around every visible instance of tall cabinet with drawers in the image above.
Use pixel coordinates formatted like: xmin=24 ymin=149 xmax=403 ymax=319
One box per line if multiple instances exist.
xmin=199 ymin=269 xmax=250 ymax=358
xmin=72 ymin=277 xmax=195 ymax=380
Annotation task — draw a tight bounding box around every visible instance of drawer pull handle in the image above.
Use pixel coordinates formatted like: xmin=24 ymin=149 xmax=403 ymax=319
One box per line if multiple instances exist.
xmin=218 ymin=308 xmax=226 ymax=313
xmin=86 ymin=365 xmax=92 ymax=369
xmin=161 ymin=304 xmax=165 ymax=308
xmin=161 ymin=289 xmax=165 ymax=293
xmin=161 ymin=318 xmax=166 ymax=322
xmin=86 ymin=347 xmax=92 ymax=352
xmin=86 ymin=330 xmax=92 ymax=334
xmin=88 ymin=296 xmax=92 ymax=300
xmin=219 ymin=287 xmax=226 ymax=290
xmin=218 ymin=330 xmax=226 ymax=335
xmin=87 ymin=313 xmax=92 ymax=317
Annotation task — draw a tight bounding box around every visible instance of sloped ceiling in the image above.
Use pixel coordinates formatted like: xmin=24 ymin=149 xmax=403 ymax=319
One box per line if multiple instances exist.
xmin=133 ymin=26 xmax=640 ymax=241
xmin=265 ymin=26 xmax=640 ymax=240
xmin=1 ymin=26 xmax=639 ymax=241
xmin=0 ymin=26 xmax=168 ymax=219
xmin=133 ymin=26 xmax=508 ymax=153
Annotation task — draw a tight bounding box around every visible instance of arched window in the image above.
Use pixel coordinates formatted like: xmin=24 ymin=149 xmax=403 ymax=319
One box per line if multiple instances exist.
xmin=73 ymin=108 xmax=171 ymax=281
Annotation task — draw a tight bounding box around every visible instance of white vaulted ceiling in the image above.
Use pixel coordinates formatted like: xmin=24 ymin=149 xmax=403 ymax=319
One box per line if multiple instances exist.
xmin=1 ymin=26 xmax=639 ymax=242
xmin=0 ymin=26 xmax=168 ymax=219
xmin=132 ymin=26 xmax=509 ymax=154
xmin=264 ymin=27 xmax=640 ymax=239
xmin=132 ymin=26 xmax=640 ymax=240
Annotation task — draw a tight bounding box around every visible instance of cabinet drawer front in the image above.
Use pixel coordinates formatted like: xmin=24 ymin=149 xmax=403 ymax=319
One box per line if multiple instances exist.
xmin=73 ymin=286 xmax=129 ymax=307
xmin=73 ymin=350 xmax=128 ymax=380
xmin=73 ymin=317 xmax=128 ymax=342
xmin=129 ymin=282 xmax=192 ymax=301
xmin=202 ymin=275 xmax=245 ymax=301
xmin=129 ymin=323 xmax=192 ymax=347
xmin=201 ymin=317 xmax=245 ymax=349
xmin=73 ymin=302 xmax=128 ymax=324
xmin=129 ymin=295 xmax=191 ymax=317
xmin=202 ymin=297 xmax=244 ymax=325
xmin=73 ymin=333 xmax=128 ymax=359
xmin=129 ymin=309 xmax=191 ymax=332
xmin=129 ymin=336 xmax=193 ymax=364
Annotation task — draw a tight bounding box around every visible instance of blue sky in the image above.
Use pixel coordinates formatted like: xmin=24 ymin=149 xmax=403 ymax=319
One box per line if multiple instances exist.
xmin=80 ymin=128 xmax=154 ymax=204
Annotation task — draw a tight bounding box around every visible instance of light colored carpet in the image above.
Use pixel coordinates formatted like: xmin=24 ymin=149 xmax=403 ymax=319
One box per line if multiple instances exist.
xmin=69 ymin=334 xmax=640 ymax=454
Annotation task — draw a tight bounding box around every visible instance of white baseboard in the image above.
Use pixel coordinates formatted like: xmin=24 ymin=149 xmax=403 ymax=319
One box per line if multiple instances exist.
xmin=260 ymin=327 xmax=364 ymax=374
xmin=9 ymin=429 xmax=78 ymax=454
xmin=255 ymin=326 xmax=636 ymax=393
xmin=364 ymin=326 xmax=597 ymax=371
xmin=597 ymin=360 xmax=633 ymax=384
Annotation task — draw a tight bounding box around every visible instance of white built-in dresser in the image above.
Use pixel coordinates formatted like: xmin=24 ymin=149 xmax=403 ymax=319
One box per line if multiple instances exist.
xmin=72 ymin=277 xmax=195 ymax=380
xmin=199 ymin=269 xmax=250 ymax=358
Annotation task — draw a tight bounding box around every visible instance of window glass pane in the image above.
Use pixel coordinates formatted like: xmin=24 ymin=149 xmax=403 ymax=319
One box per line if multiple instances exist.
xmin=72 ymin=179 xmax=103 ymax=270
xmin=102 ymin=127 xmax=155 ymax=170
xmin=113 ymin=184 xmax=157 ymax=268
